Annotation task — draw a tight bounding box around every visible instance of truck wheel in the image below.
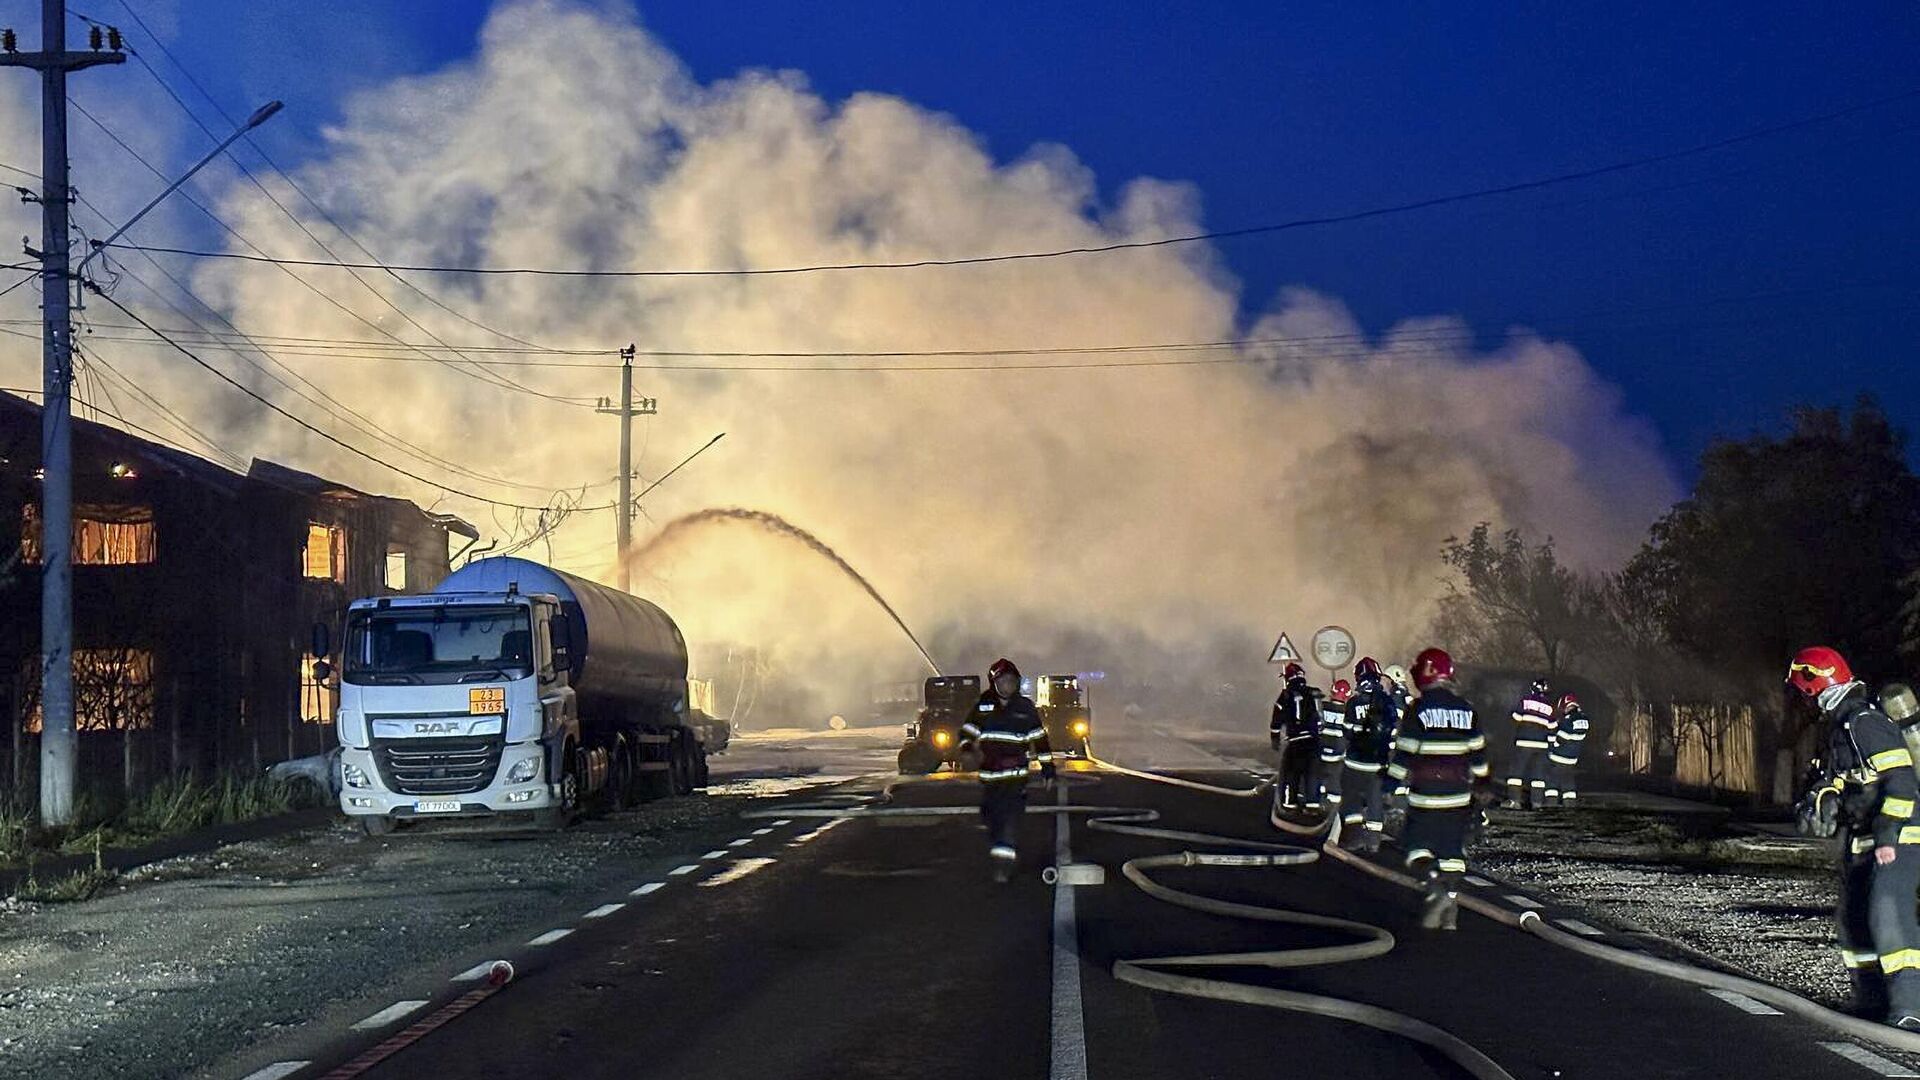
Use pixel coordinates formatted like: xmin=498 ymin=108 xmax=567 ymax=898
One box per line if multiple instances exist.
xmin=535 ymin=747 xmax=581 ymax=829
xmin=359 ymin=816 xmax=395 ymax=837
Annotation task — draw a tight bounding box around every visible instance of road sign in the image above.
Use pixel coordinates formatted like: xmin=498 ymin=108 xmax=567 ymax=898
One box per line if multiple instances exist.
xmin=1311 ymin=625 xmax=1356 ymax=672
xmin=1268 ymin=633 xmax=1301 ymax=664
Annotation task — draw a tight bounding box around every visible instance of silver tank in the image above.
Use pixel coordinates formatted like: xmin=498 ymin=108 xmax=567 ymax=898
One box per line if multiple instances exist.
xmin=435 ymin=557 xmax=688 ymax=721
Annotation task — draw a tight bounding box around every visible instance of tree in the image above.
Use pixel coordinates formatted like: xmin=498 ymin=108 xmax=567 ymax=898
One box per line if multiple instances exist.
xmin=1433 ymin=523 xmax=1589 ymax=676
xmin=1630 ymin=396 xmax=1920 ymax=687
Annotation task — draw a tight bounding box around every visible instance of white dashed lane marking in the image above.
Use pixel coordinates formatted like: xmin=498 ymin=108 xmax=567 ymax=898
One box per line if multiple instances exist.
xmin=752 ymin=827 xmax=775 ymax=836
xmin=728 ymin=837 xmax=754 ymax=847
xmin=1556 ymin=918 xmax=1605 ymax=937
xmin=351 ymin=1000 xmax=429 ymax=1031
xmin=1822 ymin=1042 xmax=1920 ymax=1076
xmin=450 ymin=961 xmax=505 ymax=983
xmin=1703 ymin=988 xmax=1782 ymax=1015
xmin=702 ymin=849 xmax=729 ymax=860
xmin=583 ymin=903 xmax=625 ymax=919
xmin=1463 ymin=875 xmax=1494 ymax=887
xmin=1502 ymin=894 xmax=1542 ymax=910
xmin=527 ymin=928 xmax=574 ymax=946
xmin=631 ymin=882 xmax=666 ymax=896
xmin=699 ymin=857 xmax=776 ymax=888
xmin=240 ymin=1064 xmax=310 ymax=1080
xmin=772 ymin=818 xmax=793 ymax=826
xmin=669 ymin=864 xmax=699 ymax=876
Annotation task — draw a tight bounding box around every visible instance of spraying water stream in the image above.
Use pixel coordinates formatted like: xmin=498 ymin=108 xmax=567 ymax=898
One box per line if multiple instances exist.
xmin=624 ymin=508 xmax=942 ymax=676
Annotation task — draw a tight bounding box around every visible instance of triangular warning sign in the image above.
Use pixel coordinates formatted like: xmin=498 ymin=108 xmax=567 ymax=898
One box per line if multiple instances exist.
xmin=1269 ymin=633 xmax=1301 ymax=664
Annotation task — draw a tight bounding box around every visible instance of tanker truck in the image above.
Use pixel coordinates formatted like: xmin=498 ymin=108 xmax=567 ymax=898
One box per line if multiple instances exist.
xmin=315 ymin=557 xmax=707 ymax=834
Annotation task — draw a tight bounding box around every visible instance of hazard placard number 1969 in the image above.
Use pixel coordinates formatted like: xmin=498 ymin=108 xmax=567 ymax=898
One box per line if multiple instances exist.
xmin=468 ymin=687 xmax=506 ymax=715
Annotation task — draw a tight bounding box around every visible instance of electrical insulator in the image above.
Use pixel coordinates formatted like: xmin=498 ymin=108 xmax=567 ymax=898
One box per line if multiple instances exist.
xmin=108 ymin=27 xmax=122 ymax=51
xmin=2 ymin=29 xmax=17 ymax=53
xmin=89 ymin=25 xmax=102 ymax=50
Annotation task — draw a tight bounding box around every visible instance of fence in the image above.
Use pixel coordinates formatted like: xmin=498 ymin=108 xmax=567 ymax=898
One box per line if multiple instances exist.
xmin=1613 ymin=701 xmax=1763 ymax=797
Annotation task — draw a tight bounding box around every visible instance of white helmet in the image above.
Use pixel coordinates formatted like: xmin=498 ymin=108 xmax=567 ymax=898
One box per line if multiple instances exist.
xmin=1384 ymin=664 xmax=1411 ymax=690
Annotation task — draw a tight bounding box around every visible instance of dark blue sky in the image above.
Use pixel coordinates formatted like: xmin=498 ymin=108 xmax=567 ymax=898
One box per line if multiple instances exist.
xmin=51 ymin=0 xmax=1920 ymax=469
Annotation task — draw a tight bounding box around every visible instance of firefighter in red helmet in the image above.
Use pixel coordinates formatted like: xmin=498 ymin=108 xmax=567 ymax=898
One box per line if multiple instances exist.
xmin=1387 ymin=647 xmax=1490 ymax=929
xmin=1788 ymin=646 xmax=1920 ymax=1028
xmin=959 ymin=658 xmax=1054 ymax=882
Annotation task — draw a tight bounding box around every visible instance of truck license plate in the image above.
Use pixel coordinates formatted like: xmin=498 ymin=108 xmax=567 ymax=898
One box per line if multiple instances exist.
xmin=414 ymin=800 xmax=462 ymax=814
xmin=468 ymin=687 xmax=506 ymax=715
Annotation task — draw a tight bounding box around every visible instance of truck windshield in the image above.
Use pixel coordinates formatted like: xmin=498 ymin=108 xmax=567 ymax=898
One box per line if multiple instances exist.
xmin=344 ymin=605 xmax=534 ymax=684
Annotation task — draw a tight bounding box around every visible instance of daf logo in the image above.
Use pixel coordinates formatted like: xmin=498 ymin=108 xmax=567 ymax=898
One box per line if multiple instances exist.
xmin=414 ymin=721 xmax=462 ymax=735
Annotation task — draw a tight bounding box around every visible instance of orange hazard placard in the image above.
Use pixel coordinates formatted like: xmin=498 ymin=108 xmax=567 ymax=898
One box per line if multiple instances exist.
xmin=468 ymin=687 xmax=506 ymax=715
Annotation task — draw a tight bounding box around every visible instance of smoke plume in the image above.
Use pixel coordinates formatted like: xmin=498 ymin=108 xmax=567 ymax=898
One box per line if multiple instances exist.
xmin=0 ymin=1 xmax=1679 ymax=722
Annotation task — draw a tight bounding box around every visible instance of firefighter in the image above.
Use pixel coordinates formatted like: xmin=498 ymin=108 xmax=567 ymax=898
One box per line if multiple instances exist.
xmin=1315 ymin=679 xmax=1351 ymax=810
xmin=1505 ymin=677 xmax=1557 ymax=810
xmin=1788 ymin=646 xmax=1920 ymax=1028
xmin=1544 ymin=692 xmax=1590 ymax=807
xmin=1384 ymin=663 xmax=1415 ymax=814
xmin=1341 ymin=658 xmax=1399 ymax=851
xmin=1270 ymin=663 xmax=1322 ymax=810
xmin=959 ymin=657 xmax=1055 ymax=882
xmin=1389 ymin=647 xmax=1490 ymax=930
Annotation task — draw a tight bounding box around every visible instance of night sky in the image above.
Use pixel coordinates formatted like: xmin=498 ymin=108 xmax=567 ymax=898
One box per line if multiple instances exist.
xmin=51 ymin=0 xmax=1920 ymax=472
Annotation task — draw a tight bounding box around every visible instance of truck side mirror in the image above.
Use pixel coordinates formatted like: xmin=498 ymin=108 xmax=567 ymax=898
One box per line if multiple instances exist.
xmin=310 ymin=659 xmax=333 ymax=684
xmin=550 ymin=613 xmax=573 ymax=671
xmin=310 ymin=622 xmax=331 ymax=659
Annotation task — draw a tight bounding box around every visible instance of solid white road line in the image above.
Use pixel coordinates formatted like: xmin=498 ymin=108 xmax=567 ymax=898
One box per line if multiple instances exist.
xmin=669 ymin=864 xmax=699 ymax=875
xmin=239 ymin=1063 xmax=311 ymax=1080
xmin=728 ymin=837 xmax=754 ymax=847
xmin=1051 ymin=780 xmax=1090 ymax=1080
xmin=702 ymin=849 xmax=729 ymax=860
xmin=1556 ymin=918 xmax=1606 ymax=937
xmin=351 ymin=1000 xmax=429 ymax=1031
xmin=631 ymin=882 xmax=666 ymax=896
xmin=1704 ymin=988 xmax=1782 ymax=1015
xmin=450 ymin=961 xmax=503 ymax=982
xmin=1502 ymin=894 xmax=1543 ymax=910
xmin=583 ymin=903 xmax=626 ymax=919
xmin=1822 ymin=1041 xmax=1920 ymax=1077
xmin=526 ymin=928 xmax=574 ymax=946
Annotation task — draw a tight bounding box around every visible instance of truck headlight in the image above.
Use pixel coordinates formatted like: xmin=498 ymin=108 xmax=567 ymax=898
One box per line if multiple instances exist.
xmin=506 ymin=756 xmax=541 ymax=784
xmin=932 ymin=730 xmax=953 ymax=749
xmin=342 ymin=761 xmax=372 ymax=789
xmin=1071 ymin=720 xmax=1089 ymax=737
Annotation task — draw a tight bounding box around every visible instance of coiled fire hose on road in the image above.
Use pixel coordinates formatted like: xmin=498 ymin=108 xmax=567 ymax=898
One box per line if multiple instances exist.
xmin=1081 ymin=753 xmax=1920 ymax=1057
xmin=760 ymin=765 xmax=1518 ymax=1079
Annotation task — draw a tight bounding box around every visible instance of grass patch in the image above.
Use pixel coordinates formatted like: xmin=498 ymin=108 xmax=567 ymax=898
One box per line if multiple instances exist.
xmin=2 ymin=771 xmax=323 ymax=870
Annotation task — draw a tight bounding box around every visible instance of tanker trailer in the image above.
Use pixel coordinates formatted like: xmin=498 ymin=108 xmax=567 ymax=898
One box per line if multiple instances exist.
xmin=316 ymin=556 xmax=704 ymax=834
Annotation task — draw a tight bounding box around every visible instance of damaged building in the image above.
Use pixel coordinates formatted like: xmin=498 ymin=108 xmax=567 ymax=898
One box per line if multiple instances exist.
xmin=0 ymin=391 xmax=477 ymax=797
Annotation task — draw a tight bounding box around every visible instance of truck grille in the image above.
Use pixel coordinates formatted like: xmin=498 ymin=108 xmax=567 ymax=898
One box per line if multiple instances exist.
xmin=372 ymin=734 xmax=504 ymax=796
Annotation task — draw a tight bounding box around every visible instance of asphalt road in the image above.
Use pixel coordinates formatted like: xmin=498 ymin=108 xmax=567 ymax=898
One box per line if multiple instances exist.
xmin=235 ymin=731 xmax=1914 ymax=1080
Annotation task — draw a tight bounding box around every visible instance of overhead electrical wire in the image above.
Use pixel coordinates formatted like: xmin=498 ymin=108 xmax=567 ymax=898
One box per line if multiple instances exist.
xmin=98 ymin=85 xmax=1920 ymax=278
xmin=92 ymin=289 xmax=614 ymax=512
xmin=65 ymin=98 xmax=594 ymax=408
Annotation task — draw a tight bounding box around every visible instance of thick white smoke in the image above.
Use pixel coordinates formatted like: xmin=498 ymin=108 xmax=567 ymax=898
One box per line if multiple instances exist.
xmin=0 ymin=1 xmax=1678 ymax=720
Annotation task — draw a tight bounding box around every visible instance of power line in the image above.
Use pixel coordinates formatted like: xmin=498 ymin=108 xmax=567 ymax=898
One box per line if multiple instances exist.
xmin=92 ymin=288 xmax=616 ymax=512
xmin=66 ymin=97 xmax=596 ymax=408
xmin=100 ymin=85 xmax=1920 ymax=278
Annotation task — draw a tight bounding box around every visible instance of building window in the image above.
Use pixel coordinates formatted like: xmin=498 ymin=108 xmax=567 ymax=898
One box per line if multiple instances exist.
xmin=21 ymin=503 xmax=156 ymax=565
xmin=24 ymin=648 xmax=155 ymax=733
xmin=303 ymin=522 xmax=346 ymax=582
xmin=384 ymin=548 xmax=409 ymax=592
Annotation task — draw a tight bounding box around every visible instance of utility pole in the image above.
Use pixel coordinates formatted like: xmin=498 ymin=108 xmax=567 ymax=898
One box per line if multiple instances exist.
xmin=595 ymin=344 xmax=656 ymax=591
xmin=1 ymin=2 xmax=124 ymax=827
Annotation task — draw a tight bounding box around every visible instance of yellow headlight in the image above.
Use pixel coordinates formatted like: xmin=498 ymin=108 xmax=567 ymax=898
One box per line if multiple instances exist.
xmin=932 ymin=730 xmax=953 ymax=748
xmin=1071 ymin=720 xmax=1089 ymax=737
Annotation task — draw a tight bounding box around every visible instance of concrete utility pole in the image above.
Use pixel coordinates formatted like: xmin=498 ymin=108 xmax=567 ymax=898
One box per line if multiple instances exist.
xmin=595 ymin=344 xmax=656 ymax=591
xmin=1 ymin=1 xmax=124 ymax=827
